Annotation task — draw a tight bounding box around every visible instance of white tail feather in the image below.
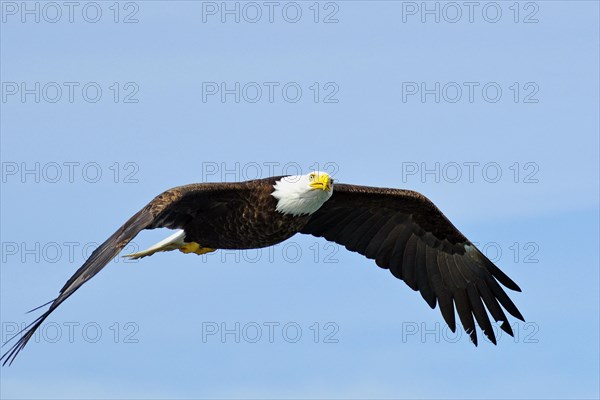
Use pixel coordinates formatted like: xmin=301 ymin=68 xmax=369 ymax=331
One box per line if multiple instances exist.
xmin=123 ymin=229 xmax=186 ymax=259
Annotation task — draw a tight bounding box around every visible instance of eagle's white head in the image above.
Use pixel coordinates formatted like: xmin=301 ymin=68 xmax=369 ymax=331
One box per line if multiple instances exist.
xmin=272 ymin=171 xmax=334 ymax=216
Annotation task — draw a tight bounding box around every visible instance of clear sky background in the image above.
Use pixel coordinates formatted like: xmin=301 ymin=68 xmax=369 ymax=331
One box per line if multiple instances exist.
xmin=1 ymin=1 xmax=598 ymax=399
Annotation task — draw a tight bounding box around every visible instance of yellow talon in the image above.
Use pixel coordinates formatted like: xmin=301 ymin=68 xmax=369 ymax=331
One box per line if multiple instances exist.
xmin=194 ymin=247 xmax=216 ymax=255
xmin=179 ymin=242 xmax=200 ymax=254
xmin=179 ymin=242 xmax=216 ymax=255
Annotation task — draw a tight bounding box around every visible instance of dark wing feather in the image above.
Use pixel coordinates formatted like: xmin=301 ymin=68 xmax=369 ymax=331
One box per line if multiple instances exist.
xmin=300 ymin=183 xmax=524 ymax=345
xmin=402 ymin=234 xmax=419 ymax=290
xmin=417 ymin=242 xmax=436 ymax=308
xmin=1 ymin=182 xmax=250 ymax=365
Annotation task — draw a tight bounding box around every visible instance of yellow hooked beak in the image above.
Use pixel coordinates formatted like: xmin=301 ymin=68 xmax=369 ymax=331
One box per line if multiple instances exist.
xmin=309 ymin=173 xmax=332 ymax=192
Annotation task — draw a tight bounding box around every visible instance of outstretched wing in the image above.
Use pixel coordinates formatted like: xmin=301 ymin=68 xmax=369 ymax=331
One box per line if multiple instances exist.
xmin=1 ymin=182 xmax=249 ymax=365
xmin=300 ymin=183 xmax=524 ymax=345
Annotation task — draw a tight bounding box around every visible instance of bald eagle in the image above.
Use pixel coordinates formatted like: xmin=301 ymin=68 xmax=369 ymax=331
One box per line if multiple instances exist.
xmin=1 ymin=172 xmax=524 ymax=365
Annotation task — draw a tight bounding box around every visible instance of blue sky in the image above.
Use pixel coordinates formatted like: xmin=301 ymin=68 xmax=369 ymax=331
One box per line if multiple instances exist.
xmin=1 ymin=1 xmax=598 ymax=398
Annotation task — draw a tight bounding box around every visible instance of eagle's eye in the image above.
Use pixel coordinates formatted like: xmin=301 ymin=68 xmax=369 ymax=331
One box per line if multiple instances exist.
xmin=309 ymin=174 xmax=315 ymax=180
xmin=330 ymin=178 xmax=334 ymax=184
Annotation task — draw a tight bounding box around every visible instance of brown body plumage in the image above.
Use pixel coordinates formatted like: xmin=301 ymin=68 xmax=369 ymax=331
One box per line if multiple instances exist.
xmin=149 ymin=177 xmax=311 ymax=249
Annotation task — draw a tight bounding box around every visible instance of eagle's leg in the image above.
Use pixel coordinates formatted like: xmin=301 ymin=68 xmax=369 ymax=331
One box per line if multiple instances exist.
xmin=179 ymin=242 xmax=216 ymax=255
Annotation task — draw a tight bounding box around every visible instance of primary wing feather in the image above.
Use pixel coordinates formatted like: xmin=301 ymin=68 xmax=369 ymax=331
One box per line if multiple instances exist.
xmin=300 ymin=183 xmax=524 ymax=345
